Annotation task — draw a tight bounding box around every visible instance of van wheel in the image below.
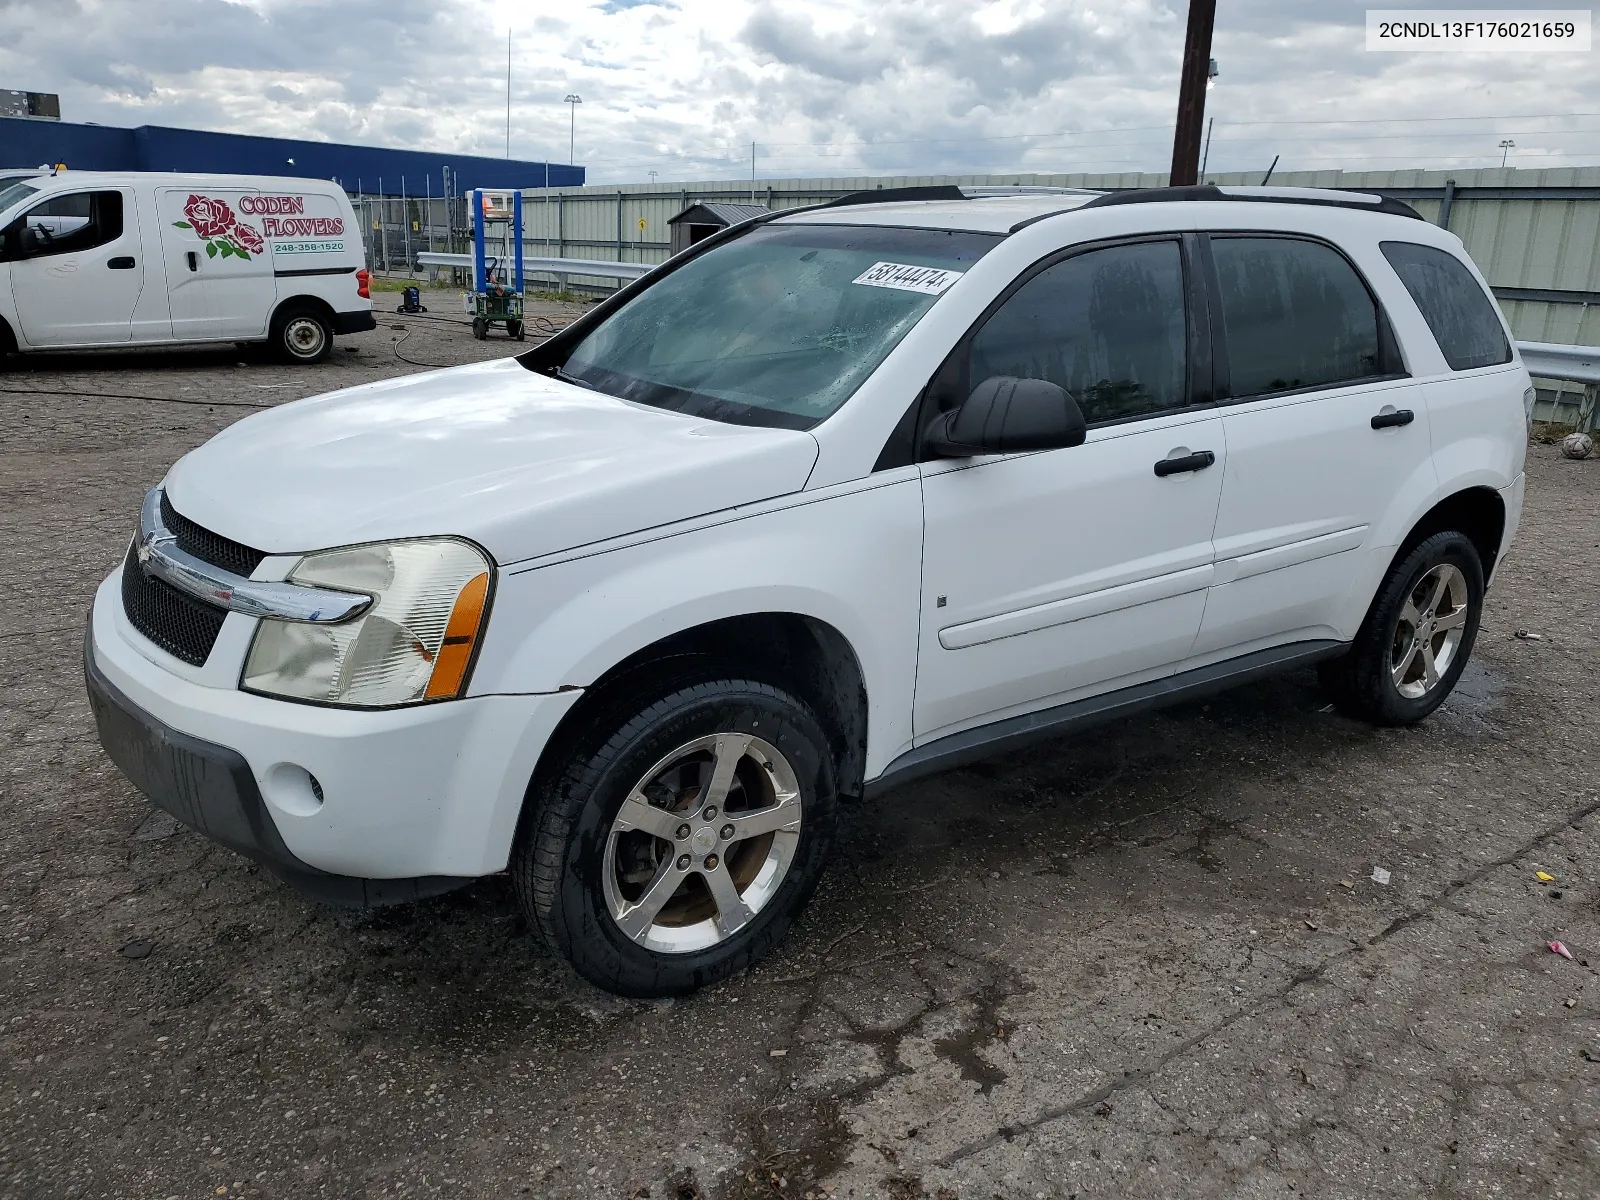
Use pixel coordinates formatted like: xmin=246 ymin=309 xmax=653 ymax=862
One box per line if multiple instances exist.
xmin=271 ymin=306 xmax=332 ymax=364
xmin=1319 ymin=531 xmax=1484 ymax=725
xmin=512 ymin=679 xmax=838 ymax=997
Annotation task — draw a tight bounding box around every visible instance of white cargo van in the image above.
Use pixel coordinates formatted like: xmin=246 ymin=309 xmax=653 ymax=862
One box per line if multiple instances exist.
xmin=0 ymin=171 xmax=374 ymax=363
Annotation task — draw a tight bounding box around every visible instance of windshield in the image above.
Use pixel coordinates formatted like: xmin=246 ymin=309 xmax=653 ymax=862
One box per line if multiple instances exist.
xmin=0 ymin=179 xmax=41 ymax=216
xmin=561 ymin=222 xmax=1001 ymax=429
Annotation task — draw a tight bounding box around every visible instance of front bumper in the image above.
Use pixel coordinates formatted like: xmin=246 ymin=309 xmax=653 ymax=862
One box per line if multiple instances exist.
xmin=86 ymin=639 xmax=463 ymax=906
xmin=87 ymin=570 xmax=582 ymax=898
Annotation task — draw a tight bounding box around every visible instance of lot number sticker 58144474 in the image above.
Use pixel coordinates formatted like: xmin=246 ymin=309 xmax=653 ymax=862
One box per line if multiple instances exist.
xmin=851 ymin=261 xmax=965 ymax=295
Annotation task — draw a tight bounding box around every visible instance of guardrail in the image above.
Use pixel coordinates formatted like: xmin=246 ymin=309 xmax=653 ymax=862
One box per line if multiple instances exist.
xmin=1516 ymin=341 xmax=1600 ymax=385
xmin=413 ymin=251 xmax=653 ymax=281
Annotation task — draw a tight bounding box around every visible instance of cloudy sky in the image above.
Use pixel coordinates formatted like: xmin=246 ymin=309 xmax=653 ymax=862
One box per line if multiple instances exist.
xmin=2 ymin=0 xmax=1595 ymax=183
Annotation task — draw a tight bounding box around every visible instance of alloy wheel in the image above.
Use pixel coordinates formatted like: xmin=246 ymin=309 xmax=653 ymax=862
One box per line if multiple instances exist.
xmin=1389 ymin=562 xmax=1469 ymax=699
xmin=601 ymin=732 xmax=802 ymax=954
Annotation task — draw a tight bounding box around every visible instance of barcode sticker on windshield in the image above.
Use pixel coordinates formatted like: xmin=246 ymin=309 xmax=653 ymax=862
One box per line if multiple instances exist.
xmin=852 ymin=261 xmax=964 ymax=295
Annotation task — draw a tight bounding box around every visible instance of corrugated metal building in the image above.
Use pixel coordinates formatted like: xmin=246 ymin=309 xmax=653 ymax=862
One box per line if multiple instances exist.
xmin=0 ymin=117 xmax=582 ymax=196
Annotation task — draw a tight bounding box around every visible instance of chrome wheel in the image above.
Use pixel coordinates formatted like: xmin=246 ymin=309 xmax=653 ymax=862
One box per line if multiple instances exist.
xmin=602 ymin=732 xmax=802 ymax=955
xmin=283 ymin=315 xmax=327 ymax=359
xmin=1389 ymin=562 xmax=1469 ymax=699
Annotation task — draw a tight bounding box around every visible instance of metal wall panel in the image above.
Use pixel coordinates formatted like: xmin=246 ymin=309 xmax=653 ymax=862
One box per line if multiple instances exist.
xmin=0 ymin=118 xmax=582 ymax=195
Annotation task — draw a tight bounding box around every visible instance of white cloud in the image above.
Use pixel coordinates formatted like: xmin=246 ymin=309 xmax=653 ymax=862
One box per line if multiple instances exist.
xmin=0 ymin=0 xmax=1595 ymax=183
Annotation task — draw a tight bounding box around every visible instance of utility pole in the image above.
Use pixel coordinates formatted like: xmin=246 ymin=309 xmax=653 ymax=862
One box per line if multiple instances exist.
xmin=1168 ymin=0 xmax=1218 ymax=187
xmin=750 ymin=141 xmax=756 ymax=202
xmin=506 ymin=29 xmax=512 ymax=158
xmin=1199 ymin=116 xmax=1215 ymax=178
xmin=565 ymin=94 xmax=582 ymax=165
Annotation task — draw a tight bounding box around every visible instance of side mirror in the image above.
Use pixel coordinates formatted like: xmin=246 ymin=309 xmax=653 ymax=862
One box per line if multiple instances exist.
xmin=17 ymin=225 xmax=40 ymax=255
xmin=925 ymin=375 xmax=1087 ymax=457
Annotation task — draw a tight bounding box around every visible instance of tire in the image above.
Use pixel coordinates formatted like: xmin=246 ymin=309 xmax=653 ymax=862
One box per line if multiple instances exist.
xmin=512 ymin=678 xmax=839 ymax=997
xmin=507 ymin=319 xmax=525 ymax=341
xmin=471 ymin=318 xmax=488 ymax=341
xmin=270 ymin=306 xmax=332 ymax=364
xmin=1319 ymin=531 xmax=1485 ymax=725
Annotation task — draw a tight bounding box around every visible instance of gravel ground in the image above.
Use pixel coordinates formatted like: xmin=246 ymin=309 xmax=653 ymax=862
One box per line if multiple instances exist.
xmin=1 ymin=314 xmax=1596 ymax=1200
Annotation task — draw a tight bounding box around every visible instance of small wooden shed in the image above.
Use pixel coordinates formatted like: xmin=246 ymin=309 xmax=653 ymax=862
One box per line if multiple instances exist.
xmin=668 ymin=202 xmax=769 ymax=254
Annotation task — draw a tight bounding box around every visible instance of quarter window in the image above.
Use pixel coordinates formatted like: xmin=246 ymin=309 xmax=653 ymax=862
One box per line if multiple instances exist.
xmin=967 ymin=239 xmax=1190 ymax=425
xmin=1380 ymin=241 xmax=1511 ymax=371
xmin=11 ymin=190 xmax=124 ymax=259
xmin=1210 ymin=236 xmax=1385 ymax=398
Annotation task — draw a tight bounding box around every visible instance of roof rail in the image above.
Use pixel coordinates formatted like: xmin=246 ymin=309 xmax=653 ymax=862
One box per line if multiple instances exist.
xmin=821 ymin=185 xmax=968 ymax=208
xmin=1078 ymin=183 xmax=1424 ymax=221
xmin=960 ymin=186 xmax=1102 ymax=198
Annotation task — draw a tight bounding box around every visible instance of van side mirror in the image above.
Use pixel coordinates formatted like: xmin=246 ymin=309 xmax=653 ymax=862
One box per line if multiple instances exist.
xmin=17 ymin=225 xmax=40 ymax=255
xmin=925 ymin=375 xmax=1088 ymax=457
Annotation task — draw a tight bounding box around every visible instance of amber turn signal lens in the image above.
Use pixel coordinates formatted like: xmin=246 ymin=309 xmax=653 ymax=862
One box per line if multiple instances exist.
xmin=424 ymin=572 xmax=489 ymax=699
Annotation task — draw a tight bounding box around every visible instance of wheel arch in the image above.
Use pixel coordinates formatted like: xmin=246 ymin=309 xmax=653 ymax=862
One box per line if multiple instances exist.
xmin=271 ymin=293 xmax=337 ymax=327
xmin=1394 ymin=485 xmax=1506 ymax=583
xmin=527 ymin=612 xmax=871 ymax=809
xmin=0 ymin=312 xmax=17 ymax=355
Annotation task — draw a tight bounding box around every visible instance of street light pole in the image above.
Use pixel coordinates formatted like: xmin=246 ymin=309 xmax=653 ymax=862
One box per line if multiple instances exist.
xmin=1499 ymin=138 xmax=1515 ymax=168
xmin=1168 ymin=0 xmax=1218 ymax=187
xmin=565 ymin=94 xmax=582 ymax=166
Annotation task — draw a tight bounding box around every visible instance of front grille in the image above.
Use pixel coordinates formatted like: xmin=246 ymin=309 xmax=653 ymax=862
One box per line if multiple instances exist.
xmin=161 ymin=492 xmax=266 ymax=578
xmin=121 ymin=543 xmax=226 ymax=666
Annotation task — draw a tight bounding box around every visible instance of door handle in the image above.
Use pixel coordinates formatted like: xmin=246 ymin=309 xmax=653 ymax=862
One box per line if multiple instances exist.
xmin=186 ymin=251 xmax=199 ymax=272
xmin=107 ymin=256 xmax=136 ymax=270
xmin=1153 ymin=449 xmax=1216 ymax=477
xmin=1371 ymin=408 xmax=1415 ymax=429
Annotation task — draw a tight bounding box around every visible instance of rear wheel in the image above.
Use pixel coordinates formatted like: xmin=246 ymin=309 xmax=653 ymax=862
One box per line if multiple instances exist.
xmin=471 ymin=317 xmax=488 ymax=341
xmin=507 ymin=319 xmax=525 ymax=341
xmin=512 ymin=678 xmax=838 ymax=997
xmin=270 ymin=306 xmax=332 ymax=364
xmin=1319 ymin=531 xmax=1484 ymax=725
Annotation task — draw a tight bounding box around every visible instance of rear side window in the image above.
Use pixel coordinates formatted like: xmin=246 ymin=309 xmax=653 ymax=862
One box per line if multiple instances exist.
xmin=1380 ymin=241 xmax=1511 ymax=371
xmin=1210 ymin=236 xmax=1385 ymax=399
xmin=967 ymin=239 xmax=1190 ymax=424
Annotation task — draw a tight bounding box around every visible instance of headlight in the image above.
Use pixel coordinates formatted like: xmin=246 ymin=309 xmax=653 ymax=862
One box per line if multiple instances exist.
xmin=242 ymin=538 xmax=492 ymax=708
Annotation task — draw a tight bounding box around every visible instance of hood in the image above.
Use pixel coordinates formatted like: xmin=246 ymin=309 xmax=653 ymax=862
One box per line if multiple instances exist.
xmin=163 ymin=357 xmax=820 ymax=565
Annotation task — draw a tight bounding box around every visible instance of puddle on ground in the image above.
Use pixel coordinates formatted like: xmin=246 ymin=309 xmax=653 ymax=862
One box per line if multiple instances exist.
xmin=1431 ymin=660 xmax=1505 ymax=736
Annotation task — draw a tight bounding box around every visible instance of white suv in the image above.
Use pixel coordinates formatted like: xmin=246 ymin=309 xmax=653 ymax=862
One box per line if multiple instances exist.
xmin=87 ymin=184 xmax=1529 ymax=996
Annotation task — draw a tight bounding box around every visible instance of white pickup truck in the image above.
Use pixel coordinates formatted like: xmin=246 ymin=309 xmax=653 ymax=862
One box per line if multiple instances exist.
xmin=0 ymin=170 xmax=374 ymax=362
xmin=87 ymin=184 xmax=1528 ymax=996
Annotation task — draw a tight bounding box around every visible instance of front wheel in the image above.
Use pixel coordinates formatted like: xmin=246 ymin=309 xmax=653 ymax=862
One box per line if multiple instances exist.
xmin=270 ymin=306 xmax=332 ymax=364
xmin=507 ymin=319 xmax=525 ymax=341
xmin=1319 ymin=531 xmax=1485 ymax=725
xmin=471 ymin=317 xmax=488 ymax=341
xmin=512 ymin=679 xmax=838 ymax=997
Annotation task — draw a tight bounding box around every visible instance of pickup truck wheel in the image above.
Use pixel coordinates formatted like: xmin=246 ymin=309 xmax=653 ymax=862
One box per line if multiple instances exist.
xmin=513 ymin=679 xmax=838 ymax=997
xmin=271 ymin=306 xmax=332 ymax=363
xmin=1319 ymin=531 xmax=1484 ymax=725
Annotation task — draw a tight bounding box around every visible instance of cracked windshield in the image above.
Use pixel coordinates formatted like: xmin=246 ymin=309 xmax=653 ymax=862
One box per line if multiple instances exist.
xmin=562 ymin=223 xmax=999 ymax=428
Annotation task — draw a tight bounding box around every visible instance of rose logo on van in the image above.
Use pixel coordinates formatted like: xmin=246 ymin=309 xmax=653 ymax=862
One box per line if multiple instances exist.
xmin=172 ymin=194 xmax=264 ymax=260
xmin=229 ymin=222 xmax=265 ymax=255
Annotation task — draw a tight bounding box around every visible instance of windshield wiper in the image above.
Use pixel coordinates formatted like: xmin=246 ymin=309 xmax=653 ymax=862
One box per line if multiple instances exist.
xmin=552 ymin=366 xmax=598 ymax=392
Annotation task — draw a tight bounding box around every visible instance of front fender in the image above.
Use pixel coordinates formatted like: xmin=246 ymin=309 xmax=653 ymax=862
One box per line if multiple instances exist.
xmin=470 ymin=475 xmax=925 ymax=779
